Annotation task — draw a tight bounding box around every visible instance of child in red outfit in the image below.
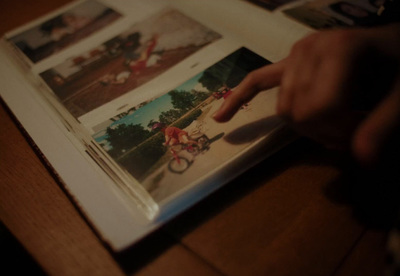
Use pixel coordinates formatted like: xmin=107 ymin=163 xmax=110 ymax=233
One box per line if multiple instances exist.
xmin=129 ymin=35 xmax=158 ymax=74
xmin=162 ymin=126 xmax=197 ymax=146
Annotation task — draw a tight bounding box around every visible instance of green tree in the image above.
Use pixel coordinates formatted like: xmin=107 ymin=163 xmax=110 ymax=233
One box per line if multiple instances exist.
xmin=159 ymin=108 xmax=185 ymax=125
xmin=106 ymin=123 xmax=151 ymax=157
xmin=147 ymin=119 xmax=157 ymax=129
xmin=169 ymin=90 xmax=196 ymax=112
xmin=192 ymin=89 xmax=211 ymax=104
xmin=198 ymin=68 xmax=227 ymax=91
xmin=198 ymin=48 xmax=270 ymax=91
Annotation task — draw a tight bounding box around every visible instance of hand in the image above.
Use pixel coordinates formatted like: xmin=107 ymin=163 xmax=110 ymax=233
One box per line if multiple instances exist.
xmin=213 ymin=23 xmax=400 ymax=166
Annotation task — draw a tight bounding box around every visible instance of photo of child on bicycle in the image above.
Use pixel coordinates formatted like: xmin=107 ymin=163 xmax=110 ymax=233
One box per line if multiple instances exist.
xmin=151 ymin=122 xmax=198 ymax=147
xmin=93 ymin=47 xmax=281 ymax=203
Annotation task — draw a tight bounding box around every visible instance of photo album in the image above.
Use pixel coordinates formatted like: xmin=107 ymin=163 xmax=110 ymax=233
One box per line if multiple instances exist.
xmin=0 ymin=0 xmax=379 ymax=251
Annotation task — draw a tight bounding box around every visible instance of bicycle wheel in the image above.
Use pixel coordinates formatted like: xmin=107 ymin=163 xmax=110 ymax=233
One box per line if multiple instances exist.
xmin=168 ymin=156 xmax=191 ymax=173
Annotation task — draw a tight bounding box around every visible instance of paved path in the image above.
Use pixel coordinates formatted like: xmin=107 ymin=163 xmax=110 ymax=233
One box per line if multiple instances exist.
xmin=142 ymin=89 xmax=282 ymax=203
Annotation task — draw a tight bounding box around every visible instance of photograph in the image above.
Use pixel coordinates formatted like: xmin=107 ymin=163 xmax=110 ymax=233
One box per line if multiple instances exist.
xmin=283 ymin=0 xmax=384 ymax=29
xmin=8 ymin=0 xmax=121 ymax=63
xmin=39 ymin=8 xmax=222 ymax=118
xmin=92 ymin=47 xmax=281 ymax=203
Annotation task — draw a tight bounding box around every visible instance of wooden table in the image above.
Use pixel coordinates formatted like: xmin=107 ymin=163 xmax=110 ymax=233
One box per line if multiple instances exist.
xmin=0 ymin=1 xmax=390 ymax=275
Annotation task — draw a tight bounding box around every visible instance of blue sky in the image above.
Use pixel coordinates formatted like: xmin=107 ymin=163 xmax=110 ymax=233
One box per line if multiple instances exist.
xmin=94 ymin=72 xmax=206 ymax=145
xmin=111 ymin=72 xmax=204 ymax=130
xmin=111 ymin=94 xmax=174 ymax=130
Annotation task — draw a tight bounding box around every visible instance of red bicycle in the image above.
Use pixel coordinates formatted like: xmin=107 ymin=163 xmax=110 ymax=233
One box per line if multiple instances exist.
xmin=167 ymin=134 xmax=210 ymax=174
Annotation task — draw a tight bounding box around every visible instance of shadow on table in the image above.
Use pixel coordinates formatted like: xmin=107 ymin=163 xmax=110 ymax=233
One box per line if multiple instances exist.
xmin=114 ymin=136 xmax=400 ymax=274
xmin=324 ymin=157 xmax=400 ymax=231
xmin=114 ymin=137 xmax=328 ymax=274
xmin=0 ymin=222 xmax=46 ymax=276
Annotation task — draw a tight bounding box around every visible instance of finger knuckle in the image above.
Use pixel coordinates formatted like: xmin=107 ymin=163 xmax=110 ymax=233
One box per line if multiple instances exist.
xmin=291 ymin=32 xmax=320 ymax=53
xmin=325 ymin=30 xmax=366 ymax=56
xmin=242 ymin=70 xmax=260 ymax=87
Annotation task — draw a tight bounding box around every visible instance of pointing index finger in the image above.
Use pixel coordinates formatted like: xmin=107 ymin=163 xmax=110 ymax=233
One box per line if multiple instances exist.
xmin=213 ymin=60 xmax=285 ymax=122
